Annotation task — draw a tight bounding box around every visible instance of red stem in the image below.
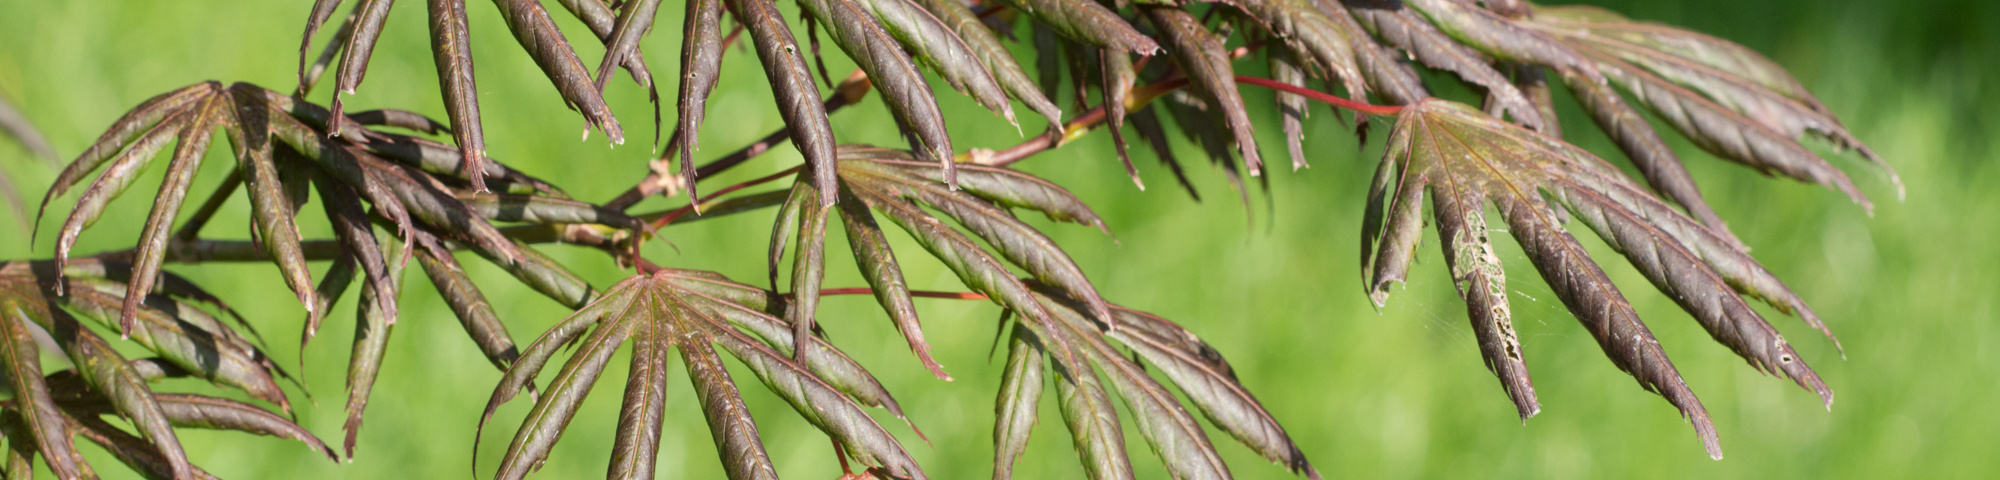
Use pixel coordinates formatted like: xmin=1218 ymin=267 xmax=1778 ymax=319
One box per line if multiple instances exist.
xmin=636 ymin=74 xmax=1401 ymax=267
xmin=982 ymin=75 xmax=1401 ymax=166
xmin=817 ymin=287 xmax=989 ymax=300
xmin=634 ymin=257 xmax=664 ymax=275
xmin=722 ymin=25 xmax=745 ymax=50
xmin=648 ymin=164 xmax=804 ymax=230
xmin=1231 ymin=76 xmax=1406 ymax=116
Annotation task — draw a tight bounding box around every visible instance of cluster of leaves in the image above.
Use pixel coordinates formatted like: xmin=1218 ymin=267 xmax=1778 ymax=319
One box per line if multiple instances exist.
xmin=1363 ymin=99 xmax=1836 ymax=458
xmin=26 ymin=79 xmax=649 ymax=477
xmin=476 ymin=269 xmax=928 ymax=480
xmin=0 ymin=259 xmax=329 ymax=479
xmin=764 ymin=148 xmax=1324 ymax=478
xmin=0 ymin=0 xmax=1897 ymax=479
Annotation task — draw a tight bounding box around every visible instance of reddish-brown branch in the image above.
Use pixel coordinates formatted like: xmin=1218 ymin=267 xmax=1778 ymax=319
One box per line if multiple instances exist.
xmin=1231 ymin=75 xmax=1406 ymax=116
xmin=815 ymin=287 xmax=989 ymax=301
xmin=634 ymin=256 xmax=665 ymax=275
xmin=630 ymin=70 xmax=1403 ymax=266
xmin=722 ymin=25 xmax=745 ymax=50
xmin=647 ymin=164 xmax=804 ymax=230
xmin=977 ymin=75 xmax=1400 ymax=167
xmin=607 ymin=71 xmax=871 ymax=211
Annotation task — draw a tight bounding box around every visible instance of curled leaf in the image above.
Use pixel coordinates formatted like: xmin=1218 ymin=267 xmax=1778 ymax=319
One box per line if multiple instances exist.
xmin=342 ymin=242 xmax=401 ymax=457
xmin=227 ymin=84 xmax=321 ymax=326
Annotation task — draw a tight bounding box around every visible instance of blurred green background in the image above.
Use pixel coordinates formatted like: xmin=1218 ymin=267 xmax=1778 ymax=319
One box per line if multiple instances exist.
xmin=1 ymin=0 xmax=1994 ymax=478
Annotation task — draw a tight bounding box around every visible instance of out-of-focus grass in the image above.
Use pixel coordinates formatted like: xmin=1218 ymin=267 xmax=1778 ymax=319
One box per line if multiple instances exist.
xmin=0 ymin=0 xmax=1993 ymax=478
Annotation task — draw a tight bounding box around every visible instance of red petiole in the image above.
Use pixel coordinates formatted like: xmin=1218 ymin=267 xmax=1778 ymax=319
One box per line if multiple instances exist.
xmin=648 ymin=164 xmax=804 ymax=230
xmin=1230 ymin=75 xmax=1406 ymax=115
xmin=813 ymin=287 xmax=989 ymax=301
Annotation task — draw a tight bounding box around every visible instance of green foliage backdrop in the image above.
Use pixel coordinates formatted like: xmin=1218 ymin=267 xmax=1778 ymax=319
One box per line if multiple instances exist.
xmin=0 ymin=0 xmax=1993 ymax=478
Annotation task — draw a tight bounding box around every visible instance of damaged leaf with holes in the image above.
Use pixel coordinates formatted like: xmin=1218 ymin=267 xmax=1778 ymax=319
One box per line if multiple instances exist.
xmin=1361 ymin=99 xmax=1842 ymax=458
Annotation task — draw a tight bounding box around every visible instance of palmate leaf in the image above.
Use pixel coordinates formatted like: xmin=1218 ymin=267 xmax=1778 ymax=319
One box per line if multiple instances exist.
xmin=0 ymin=260 xmax=327 ymax=480
xmin=32 ymin=0 xmax=1881 ymax=475
xmin=39 ymin=82 xmax=316 ymax=338
xmin=38 ymin=82 xmax=636 ymax=460
xmin=536 ymin=0 xmax=1087 ymax=207
xmin=749 ymin=145 xmax=1315 ymax=478
xmin=44 ymin=82 xmax=601 ymax=310
xmin=40 ymin=83 xmax=489 ymax=336
xmin=1362 ymin=99 xmax=1841 ymax=458
xmin=1387 ymin=0 xmax=1892 ymax=249
xmin=477 ymin=270 xmax=925 ymax=480
xmin=770 ymin=146 xmax=1111 ymax=380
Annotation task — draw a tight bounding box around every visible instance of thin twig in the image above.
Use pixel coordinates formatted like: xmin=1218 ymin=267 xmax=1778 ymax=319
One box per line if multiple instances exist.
xmin=173 ymin=169 xmax=243 ymax=242
xmin=973 ymin=75 xmax=1403 ymax=167
xmin=812 ymin=287 xmax=989 ymax=300
xmin=605 ymin=71 xmax=874 ymax=211
xmin=648 ymin=165 xmax=803 ymax=230
xmin=1231 ymin=76 xmax=1405 ymax=116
